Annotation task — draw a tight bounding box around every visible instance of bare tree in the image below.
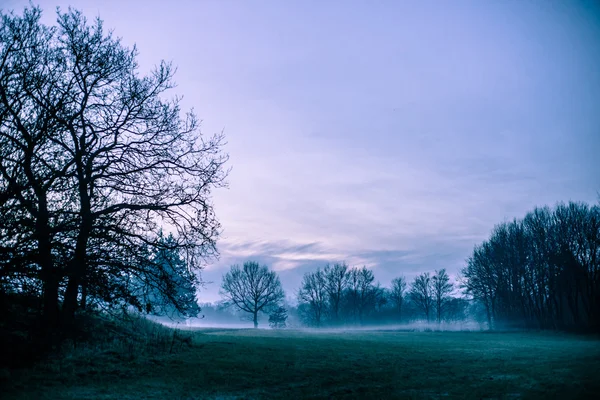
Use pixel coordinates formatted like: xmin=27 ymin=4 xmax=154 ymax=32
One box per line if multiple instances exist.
xmin=463 ymin=245 xmax=497 ymax=328
xmin=323 ymin=262 xmax=349 ymax=323
xmin=297 ymin=268 xmax=328 ymax=327
xmin=432 ymin=269 xmax=453 ymax=323
xmin=346 ymin=266 xmax=376 ymax=324
xmin=0 ymin=6 xmax=228 ymax=339
xmin=220 ymin=261 xmax=284 ymax=328
xmin=462 ymin=201 xmax=600 ymax=331
xmin=410 ymin=272 xmax=433 ymax=322
xmin=0 ymin=6 xmax=70 ymax=337
xmin=389 ymin=276 xmax=407 ymax=322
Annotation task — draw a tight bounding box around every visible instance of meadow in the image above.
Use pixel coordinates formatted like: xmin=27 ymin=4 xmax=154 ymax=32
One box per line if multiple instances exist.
xmin=4 ymin=326 xmax=600 ymax=399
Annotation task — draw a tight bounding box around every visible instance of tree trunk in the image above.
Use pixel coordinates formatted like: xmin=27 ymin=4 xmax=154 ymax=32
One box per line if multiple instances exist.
xmin=80 ymin=281 xmax=87 ymax=310
xmin=36 ymin=198 xmax=60 ymax=346
xmin=40 ymin=272 xmax=59 ymax=341
xmin=62 ymin=273 xmax=80 ymax=330
xmin=63 ymin=170 xmax=93 ymax=332
xmin=253 ymin=311 xmax=258 ymax=328
xmin=62 ymin=218 xmax=91 ymax=331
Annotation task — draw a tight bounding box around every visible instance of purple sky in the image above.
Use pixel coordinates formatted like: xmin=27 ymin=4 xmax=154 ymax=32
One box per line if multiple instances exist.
xmin=7 ymin=0 xmax=600 ymax=303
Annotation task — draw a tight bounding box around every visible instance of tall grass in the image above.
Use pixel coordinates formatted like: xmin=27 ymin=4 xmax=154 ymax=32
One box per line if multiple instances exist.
xmin=6 ymin=312 xmax=196 ymax=386
xmin=63 ymin=311 xmax=194 ymax=356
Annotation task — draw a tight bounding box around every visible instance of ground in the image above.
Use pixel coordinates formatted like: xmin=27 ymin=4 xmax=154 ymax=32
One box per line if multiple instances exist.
xmin=3 ymin=328 xmax=599 ymax=399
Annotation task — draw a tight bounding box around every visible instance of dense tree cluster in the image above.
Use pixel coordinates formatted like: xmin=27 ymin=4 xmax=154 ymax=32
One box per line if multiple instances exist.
xmin=0 ymin=7 xmax=227 ymax=343
xmin=462 ymin=201 xmax=600 ymax=331
xmin=295 ymin=264 xmax=462 ymax=327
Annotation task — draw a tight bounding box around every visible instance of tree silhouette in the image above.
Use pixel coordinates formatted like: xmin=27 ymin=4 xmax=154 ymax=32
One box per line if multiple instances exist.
xmin=432 ymin=269 xmax=453 ymax=324
xmin=410 ymin=273 xmax=433 ymax=322
xmin=324 ymin=262 xmax=349 ymax=323
xmin=390 ymin=276 xmax=407 ymax=322
xmin=463 ymin=201 xmax=600 ymax=331
xmin=346 ymin=266 xmax=376 ymax=324
xmin=298 ymin=268 xmax=328 ymax=327
xmin=0 ymin=6 xmax=227 ymax=340
xmin=220 ymin=261 xmax=284 ymax=328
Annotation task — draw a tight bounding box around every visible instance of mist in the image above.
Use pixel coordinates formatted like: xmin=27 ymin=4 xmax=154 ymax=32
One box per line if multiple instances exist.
xmin=2 ymin=1 xmax=599 ymax=399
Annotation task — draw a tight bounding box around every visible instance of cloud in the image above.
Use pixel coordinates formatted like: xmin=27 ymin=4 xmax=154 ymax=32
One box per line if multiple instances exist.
xmin=196 ymin=233 xmax=479 ymax=303
xmin=22 ymin=0 xmax=597 ymax=303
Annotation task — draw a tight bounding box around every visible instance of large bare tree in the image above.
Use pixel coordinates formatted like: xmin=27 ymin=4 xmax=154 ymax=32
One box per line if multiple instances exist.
xmin=0 ymin=6 xmax=227 ymax=339
xmin=220 ymin=261 xmax=284 ymax=328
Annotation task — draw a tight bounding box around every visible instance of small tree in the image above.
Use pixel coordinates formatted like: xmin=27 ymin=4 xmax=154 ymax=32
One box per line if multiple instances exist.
xmin=268 ymin=306 xmax=288 ymax=329
xmin=220 ymin=261 xmax=284 ymax=328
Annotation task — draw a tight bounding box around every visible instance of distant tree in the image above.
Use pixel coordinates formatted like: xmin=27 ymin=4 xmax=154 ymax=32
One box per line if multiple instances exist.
xmin=432 ymin=269 xmax=453 ymax=323
xmin=445 ymin=297 xmax=469 ymax=322
xmin=220 ymin=261 xmax=284 ymax=328
xmin=390 ymin=276 xmax=407 ymax=322
xmin=462 ymin=242 xmax=498 ymax=328
xmin=462 ymin=201 xmax=600 ymax=331
xmin=346 ymin=266 xmax=376 ymax=324
xmin=268 ymin=306 xmax=288 ymax=329
xmin=297 ymin=268 xmax=328 ymax=327
xmin=373 ymin=284 xmax=388 ymax=314
xmin=410 ymin=273 xmax=433 ymax=322
xmin=323 ymin=263 xmax=349 ymax=323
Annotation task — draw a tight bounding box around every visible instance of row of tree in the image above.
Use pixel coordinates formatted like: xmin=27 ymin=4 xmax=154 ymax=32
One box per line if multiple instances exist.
xmin=296 ymin=264 xmax=458 ymax=327
xmin=0 ymin=7 xmax=226 ymax=344
xmin=462 ymin=201 xmax=600 ymax=331
xmin=220 ymin=201 xmax=599 ymax=331
xmin=219 ymin=261 xmax=471 ymax=328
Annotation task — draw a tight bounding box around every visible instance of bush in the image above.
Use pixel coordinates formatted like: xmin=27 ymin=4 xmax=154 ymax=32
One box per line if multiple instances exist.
xmin=268 ymin=307 xmax=288 ymax=329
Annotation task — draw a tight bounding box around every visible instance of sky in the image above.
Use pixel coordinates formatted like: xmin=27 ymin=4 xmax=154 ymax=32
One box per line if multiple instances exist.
xmin=5 ymin=0 xmax=600 ymax=303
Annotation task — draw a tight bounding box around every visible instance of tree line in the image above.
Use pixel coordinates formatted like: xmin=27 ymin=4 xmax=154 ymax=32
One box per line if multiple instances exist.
xmin=220 ymin=201 xmax=600 ymax=331
xmin=462 ymin=201 xmax=600 ymax=331
xmin=0 ymin=6 xmax=227 ymax=346
xmin=219 ymin=261 xmax=472 ymax=328
xmin=295 ymin=263 xmax=459 ymax=327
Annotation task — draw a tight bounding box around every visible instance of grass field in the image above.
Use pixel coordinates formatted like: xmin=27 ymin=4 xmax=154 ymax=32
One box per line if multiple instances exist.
xmin=4 ymin=328 xmax=600 ymax=399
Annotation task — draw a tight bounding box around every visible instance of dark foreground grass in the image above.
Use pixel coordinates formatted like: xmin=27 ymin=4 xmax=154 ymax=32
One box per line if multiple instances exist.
xmin=3 ymin=328 xmax=599 ymax=399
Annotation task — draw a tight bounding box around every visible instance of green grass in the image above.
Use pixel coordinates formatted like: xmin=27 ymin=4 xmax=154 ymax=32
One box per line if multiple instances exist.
xmin=3 ymin=328 xmax=599 ymax=399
